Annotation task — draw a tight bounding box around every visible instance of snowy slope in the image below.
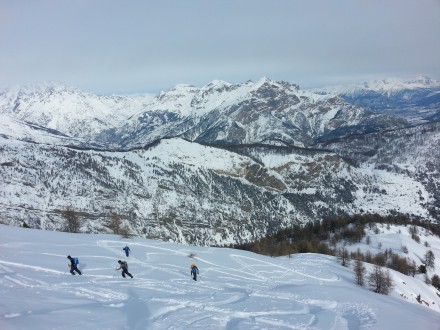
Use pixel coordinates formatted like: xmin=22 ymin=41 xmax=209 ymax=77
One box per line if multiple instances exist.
xmin=340 ymin=223 xmax=440 ymax=313
xmin=0 ymin=114 xmax=92 ymax=146
xmin=0 ymin=224 xmax=439 ymax=330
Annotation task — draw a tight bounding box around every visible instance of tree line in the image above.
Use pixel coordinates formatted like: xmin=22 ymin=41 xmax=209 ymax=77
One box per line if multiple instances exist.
xmin=229 ymin=213 xmax=440 ymax=294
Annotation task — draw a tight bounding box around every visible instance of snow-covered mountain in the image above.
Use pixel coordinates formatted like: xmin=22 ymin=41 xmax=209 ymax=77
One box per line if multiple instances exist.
xmin=0 ymin=78 xmax=409 ymax=148
xmin=0 ymin=224 xmax=439 ymax=329
xmin=316 ymin=121 xmax=440 ymax=220
xmin=0 ymin=77 xmax=439 ymax=246
xmin=0 ymin=82 xmax=155 ymax=141
xmin=0 ymin=134 xmax=434 ymax=245
xmin=313 ymin=76 xmax=440 ymax=122
xmin=97 ymin=77 xmax=409 ymax=148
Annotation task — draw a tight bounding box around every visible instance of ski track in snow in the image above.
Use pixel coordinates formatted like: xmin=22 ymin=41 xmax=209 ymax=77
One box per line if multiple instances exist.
xmin=0 ymin=236 xmax=386 ymax=330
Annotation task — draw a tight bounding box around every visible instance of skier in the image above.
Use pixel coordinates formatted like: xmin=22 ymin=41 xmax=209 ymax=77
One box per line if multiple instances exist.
xmin=67 ymin=255 xmax=82 ymax=275
xmin=190 ymin=264 xmax=199 ymax=281
xmin=117 ymin=260 xmax=133 ymax=278
xmin=123 ymin=245 xmax=131 ymax=257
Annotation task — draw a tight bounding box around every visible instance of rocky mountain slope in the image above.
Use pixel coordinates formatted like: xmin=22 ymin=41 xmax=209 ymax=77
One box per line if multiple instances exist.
xmin=98 ymin=78 xmax=409 ymax=148
xmin=0 ymin=78 xmax=409 ymax=148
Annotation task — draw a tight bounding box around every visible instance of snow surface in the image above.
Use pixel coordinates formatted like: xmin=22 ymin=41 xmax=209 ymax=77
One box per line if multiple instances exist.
xmin=0 ymin=225 xmax=439 ymax=329
xmin=0 ymin=114 xmax=87 ymax=146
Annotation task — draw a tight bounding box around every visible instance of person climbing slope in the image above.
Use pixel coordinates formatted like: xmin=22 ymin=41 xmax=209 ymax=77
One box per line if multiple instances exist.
xmin=123 ymin=245 xmax=131 ymax=257
xmin=67 ymin=255 xmax=82 ymax=275
xmin=190 ymin=263 xmax=199 ymax=281
xmin=117 ymin=260 xmax=133 ymax=278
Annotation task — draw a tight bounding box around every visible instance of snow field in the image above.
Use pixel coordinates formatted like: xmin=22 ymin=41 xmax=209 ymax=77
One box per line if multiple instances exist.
xmin=1 ymin=225 xmax=439 ymax=329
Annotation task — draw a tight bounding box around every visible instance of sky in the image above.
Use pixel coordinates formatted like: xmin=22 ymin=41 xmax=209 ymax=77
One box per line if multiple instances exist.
xmin=1 ymin=224 xmax=439 ymax=329
xmin=1 ymin=0 xmax=439 ymax=94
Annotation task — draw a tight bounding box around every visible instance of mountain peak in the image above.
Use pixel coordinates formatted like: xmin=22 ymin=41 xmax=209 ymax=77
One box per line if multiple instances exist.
xmin=205 ymin=79 xmax=231 ymax=87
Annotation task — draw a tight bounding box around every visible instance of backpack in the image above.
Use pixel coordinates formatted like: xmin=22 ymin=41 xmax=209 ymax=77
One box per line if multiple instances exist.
xmin=72 ymin=258 xmax=79 ymax=266
xmin=121 ymin=261 xmax=128 ymax=269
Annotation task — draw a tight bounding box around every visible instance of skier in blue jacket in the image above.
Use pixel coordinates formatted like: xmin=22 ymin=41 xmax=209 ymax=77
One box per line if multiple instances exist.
xmin=190 ymin=264 xmax=199 ymax=281
xmin=123 ymin=245 xmax=130 ymax=257
xmin=67 ymin=255 xmax=82 ymax=275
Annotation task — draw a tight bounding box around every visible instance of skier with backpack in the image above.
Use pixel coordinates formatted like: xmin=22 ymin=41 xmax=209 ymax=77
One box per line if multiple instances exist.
xmin=190 ymin=264 xmax=199 ymax=281
xmin=123 ymin=245 xmax=131 ymax=257
xmin=117 ymin=260 xmax=133 ymax=278
xmin=67 ymin=255 xmax=82 ymax=275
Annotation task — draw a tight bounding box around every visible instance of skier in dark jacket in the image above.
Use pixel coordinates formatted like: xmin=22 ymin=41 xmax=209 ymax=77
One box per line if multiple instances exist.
xmin=190 ymin=264 xmax=199 ymax=281
xmin=67 ymin=255 xmax=82 ymax=275
xmin=117 ymin=260 xmax=133 ymax=278
xmin=123 ymin=245 xmax=130 ymax=257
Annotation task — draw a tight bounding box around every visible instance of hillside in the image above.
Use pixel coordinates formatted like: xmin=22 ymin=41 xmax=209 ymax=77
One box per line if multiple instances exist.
xmin=316 ymin=121 xmax=440 ymax=219
xmin=0 ymin=136 xmax=432 ymax=245
xmin=0 ymin=224 xmax=439 ymax=329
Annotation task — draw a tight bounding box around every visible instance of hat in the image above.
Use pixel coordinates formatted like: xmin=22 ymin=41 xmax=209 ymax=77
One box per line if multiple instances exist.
xmin=118 ymin=260 xmax=122 ymax=263
xmin=67 ymin=255 xmax=71 ymax=259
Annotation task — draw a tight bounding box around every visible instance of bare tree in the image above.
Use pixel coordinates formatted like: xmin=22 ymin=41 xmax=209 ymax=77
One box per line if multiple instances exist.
xmin=337 ymin=247 xmax=350 ymax=267
xmin=108 ymin=212 xmax=122 ymax=235
xmin=368 ymin=265 xmax=393 ymax=295
xmin=62 ymin=207 xmax=80 ymax=233
xmin=120 ymin=224 xmax=133 ymax=238
xmin=353 ymin=258 xmax=366 ymax=286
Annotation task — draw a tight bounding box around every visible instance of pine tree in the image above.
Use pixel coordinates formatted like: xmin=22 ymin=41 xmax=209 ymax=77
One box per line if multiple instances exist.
xmin=431 ymin=274 xmax=440 ymax=290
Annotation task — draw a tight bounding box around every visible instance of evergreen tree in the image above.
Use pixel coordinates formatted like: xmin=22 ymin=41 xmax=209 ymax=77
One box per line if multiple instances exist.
xmin=431 ymin=274 xmax=440 ymax=290
xmin=424 ymin=250 xmax=435 ymax=270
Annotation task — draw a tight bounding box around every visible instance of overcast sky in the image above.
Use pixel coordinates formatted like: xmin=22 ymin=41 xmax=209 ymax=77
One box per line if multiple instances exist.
xmin=1 ymin=0 xmax=439 ymax=94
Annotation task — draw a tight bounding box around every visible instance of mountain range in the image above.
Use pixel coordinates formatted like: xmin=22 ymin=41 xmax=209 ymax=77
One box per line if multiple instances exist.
xmin=313 ymin=76 xmax=440 ymax=123
xmin=0 ymin=77 xmax=439 ymax=245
